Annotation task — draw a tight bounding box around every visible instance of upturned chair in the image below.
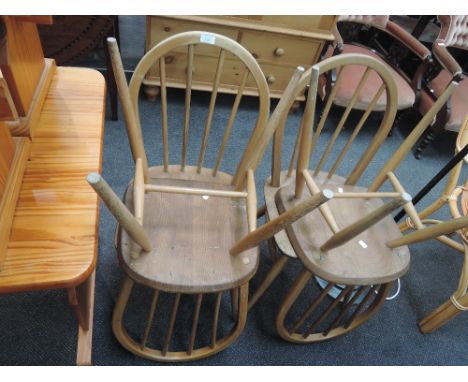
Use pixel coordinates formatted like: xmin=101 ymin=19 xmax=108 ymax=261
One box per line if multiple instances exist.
xmin=415 ymin=15 xmax=468 ymax=158
xmin=400 ymin=116 xmax=468 ymax=332
xmin=244 ymin=53 xmax=460 ymax=343
xmin=89 ymin=32 xmax=308 ymax=362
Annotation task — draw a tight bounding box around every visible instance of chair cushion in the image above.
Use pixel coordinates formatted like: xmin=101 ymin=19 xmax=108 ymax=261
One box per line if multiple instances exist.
xmin=419 ymin=69 xmax=468 ymax=132
xmin=118 ymin=165 xmax=259 ymax=293
xmin=322 ymin=44 xmax=415 ymax=111
xmin=274 ymin=170 xmax=410 ymax=285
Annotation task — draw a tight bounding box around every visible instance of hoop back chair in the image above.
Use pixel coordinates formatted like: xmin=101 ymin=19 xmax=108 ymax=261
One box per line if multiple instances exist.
xmin=90 ymin=31 xmax=283 ymax=362
xmin=245 ymin=53 xmax=460 ymax=343
xmin=415 ymin=15 xmax=468 ymax=158
xmin=400 ymin=116 xmax=468 ymax=332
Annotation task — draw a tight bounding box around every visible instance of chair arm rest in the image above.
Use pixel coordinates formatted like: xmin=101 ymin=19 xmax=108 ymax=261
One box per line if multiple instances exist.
xmin=386 ymin=21 xmax=431 ymax=60
xmin=331 ymin=24 xmax=343 ymax=47
xmin=433 ymin=42 xmax=464 ymax=79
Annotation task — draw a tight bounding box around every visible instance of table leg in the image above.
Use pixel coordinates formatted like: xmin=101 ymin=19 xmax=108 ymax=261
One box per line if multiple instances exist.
xmin=68 ymin=270 xmax=96 ymax=365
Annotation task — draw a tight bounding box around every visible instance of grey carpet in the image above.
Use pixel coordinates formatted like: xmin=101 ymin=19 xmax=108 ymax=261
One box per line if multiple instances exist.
xmin=0 ymin=16 xmax=467 ymax=365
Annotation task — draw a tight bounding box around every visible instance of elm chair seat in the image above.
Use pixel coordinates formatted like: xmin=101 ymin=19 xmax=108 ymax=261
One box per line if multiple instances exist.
xmin=119 ymin=165 xmax=258 ymax=293
xmin=322 ymin=44 xmax=415 ymax=111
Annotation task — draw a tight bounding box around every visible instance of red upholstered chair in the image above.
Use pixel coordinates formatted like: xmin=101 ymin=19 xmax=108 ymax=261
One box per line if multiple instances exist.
xmin=415 ymin=15 xmax=468 ymax=158
xmin=324 ymin=16 xmax=431 ymax=115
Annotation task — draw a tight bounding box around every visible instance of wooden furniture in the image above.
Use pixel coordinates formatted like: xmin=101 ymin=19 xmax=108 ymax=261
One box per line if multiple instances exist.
xmin=37 ymin=15 xmax=120 ymax=121
xmin=244 ymin=53 xmax=460 ymax=343
xmin=0 ymin=66 xmax=105 ymax=365
xmin=327 ymin=16 xmax=431 ymax=114
xmin=415 ymin=15 xmax=468 ymax=158
xmin=400 ymin=116 xmax=468 ymax=332
xmin=0 ymin=16 xmax=106 ymax=364
xmin=0 ymin=16 xmax=55 ymax=137
xmin=0 ymin=124 xmax=30 ymax=268
xmin=0 ymin=16 xmax=105 ymax=365
xmin=142 ymin=16 xmax=337 ymax=103
xmin=101 ymin=31 xmax=290 ymax=361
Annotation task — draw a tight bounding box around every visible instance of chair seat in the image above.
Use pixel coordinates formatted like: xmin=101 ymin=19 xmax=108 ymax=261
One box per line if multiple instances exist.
xmin=419 ymin=69 xmax=468 ymax=132
xmin=118 ymin=165 xmax=259 ymax=293
xmin=322 ymin=44 xmax=415 ymax=111
xmin=274 ymin=170 xmax=410 ymax=285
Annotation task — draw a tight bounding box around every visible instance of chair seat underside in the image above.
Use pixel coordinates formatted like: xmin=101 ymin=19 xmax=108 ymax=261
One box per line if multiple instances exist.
xmin=268 ymin=170 xmax=410 ymax=285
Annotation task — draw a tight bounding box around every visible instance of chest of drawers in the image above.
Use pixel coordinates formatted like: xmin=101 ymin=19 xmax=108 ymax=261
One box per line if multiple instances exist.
xmin=143 ymin=16 xmax=337 ymax=101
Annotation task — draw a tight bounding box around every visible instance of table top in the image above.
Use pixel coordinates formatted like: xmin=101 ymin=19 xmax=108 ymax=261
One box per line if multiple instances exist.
xmin=0 ymin=66 xmax=105 ymax=293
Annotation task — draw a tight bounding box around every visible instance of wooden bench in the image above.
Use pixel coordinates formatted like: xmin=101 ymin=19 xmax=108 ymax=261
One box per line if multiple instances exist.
xmin=0 ymin=66 xmax=105 ymax=365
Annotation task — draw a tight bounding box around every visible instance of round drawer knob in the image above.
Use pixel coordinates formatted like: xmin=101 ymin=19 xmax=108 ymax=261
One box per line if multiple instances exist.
xmin=164 ymin=55 xmax=175 ymax=64
xmin=266 ymin=75 xmax=276 ymax=85
xmin=274 ymin=48 xmax=285 ymax=57
xmin=163 ymin=27 xmax=171 ymax=32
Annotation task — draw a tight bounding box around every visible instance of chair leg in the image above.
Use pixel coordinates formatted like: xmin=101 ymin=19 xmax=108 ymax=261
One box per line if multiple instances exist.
xmin=103 ymin=34 xmax=119 ymax=121
xmin=112 ymin=275 xmax=249 ymax=362
xmin=276 ymin=267 xmax=392 ymax=343
xmin=248 ymin=255 xmax=289 ymax=310
xmin=230 ymin=288 xmax=239 ymax=319
xmin=68 ymin=270 xmax=96 ymax=366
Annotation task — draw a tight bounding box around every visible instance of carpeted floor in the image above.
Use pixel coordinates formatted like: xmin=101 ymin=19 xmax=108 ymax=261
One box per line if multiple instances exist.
xmin=0 ymin=16 xmax=467 ymax=366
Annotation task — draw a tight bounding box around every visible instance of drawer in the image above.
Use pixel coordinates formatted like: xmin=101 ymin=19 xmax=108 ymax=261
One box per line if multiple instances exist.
xmin=146 ymin=52 xmax=258 ymax=90
xmin=145 ymin=52 xmax=303 ymax=98
xmin=240 ymin=30 xmax=321 ymax=66
xmin=147 ymin=17 xmax=239 ymax=58
xmin=259 ymin=63 xmax=304 ymax=93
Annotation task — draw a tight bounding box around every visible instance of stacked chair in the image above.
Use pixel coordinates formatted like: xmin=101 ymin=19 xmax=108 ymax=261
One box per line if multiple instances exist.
xmin=89 ymin=30 xmax=468 ymax=362
xmin=247 ymin=53 xmax=460 ymax=342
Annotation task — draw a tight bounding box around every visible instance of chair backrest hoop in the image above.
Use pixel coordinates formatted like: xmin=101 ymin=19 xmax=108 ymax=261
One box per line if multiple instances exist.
xmin=128 ymin=31 xmax=270 ymax=186
xmin=271 ymin=53 xmax=398 ymax=187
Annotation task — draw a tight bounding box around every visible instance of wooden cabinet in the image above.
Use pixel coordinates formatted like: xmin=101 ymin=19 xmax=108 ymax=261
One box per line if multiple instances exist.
xmin=143 ymin=16 xmax=338 ymax=101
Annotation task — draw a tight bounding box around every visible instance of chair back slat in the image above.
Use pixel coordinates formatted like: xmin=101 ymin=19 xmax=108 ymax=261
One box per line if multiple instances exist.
xmin=262 ymin=54 xmax=398 ymax=198
xmin=308 ymin=67 xmax=345 ymax=161
xmin=159 ymin=56 xmax=169 ymax=172
xmin=197 ymin=49 xmax=226 ymax=173
xmin=181 ymin=44 xmax=194 ymax=171
xmin=313 ymin=67 xmax=373 ymax=176
xmin=327 ymin=83 xmax=385 ymax=178
xmin=213 ymin=68 xmax=249 ymax=177
xmin=124 ymin=32 xmax=269 ymax=187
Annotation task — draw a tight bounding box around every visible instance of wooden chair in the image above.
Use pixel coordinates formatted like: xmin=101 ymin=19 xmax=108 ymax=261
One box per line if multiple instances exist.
xmin=325 ymin=16 xmax=431 ymax=114
xmin=414 ymin=15 xmax=468 ymax=158
xmin=245 ymin=53 xmax=460 ymax=343
xmin=400 ymin=116 xmax=468 ymax=332
xmin=91 ymin=31 xmax=306 ymax=362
